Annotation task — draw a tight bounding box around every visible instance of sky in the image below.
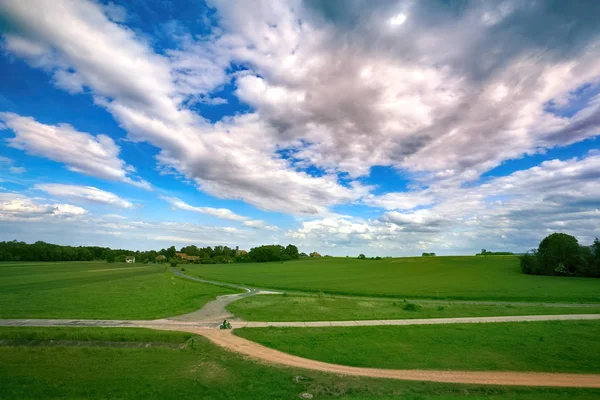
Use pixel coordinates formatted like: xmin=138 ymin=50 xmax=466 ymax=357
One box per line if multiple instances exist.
xmin=0 ymin=0 xmax=599 ymax=256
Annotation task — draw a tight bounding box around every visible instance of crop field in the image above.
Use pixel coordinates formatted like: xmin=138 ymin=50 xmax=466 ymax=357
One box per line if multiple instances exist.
xmin=1 ymin=327 xmax=599 ymax=400
xmin=236 ymin=320 xmax=600 ymax=373
xmin=228 ymin=294 xmax=600 ymax=321
xmin=0 ymin=262 xmax=239 ymax=319
xmin=187 ymin=256 xmax=600 ymax=302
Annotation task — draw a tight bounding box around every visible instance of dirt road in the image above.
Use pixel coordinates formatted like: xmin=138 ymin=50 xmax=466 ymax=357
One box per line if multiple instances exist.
xmin=191 ymin=329 xmax=600 ymax=388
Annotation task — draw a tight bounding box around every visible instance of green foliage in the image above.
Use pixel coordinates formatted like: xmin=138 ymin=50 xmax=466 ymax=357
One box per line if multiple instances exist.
xmin=169 ymin=257 xmax=179 ymax=267
xmin=476 ymin=251 xmax=513 ymax=256
xmin=236 ymin=320 xmax=600 ymax=373
xmin=115 ymin=254 xmax=127 ymax=263
xmin=248 ymin=244 xmax=300 ymax=263
xmin=358 ymin=254 xmax=366 ymax=259
xmin=105 ymin=251 xmax=115 ymax=263
xmin=0 ymin=240 xmax=106 ymax=262
xmin=422 ymin=252 xmax=436 ymax=256
xmin=521 ymin=233 xmax=599 ymax=278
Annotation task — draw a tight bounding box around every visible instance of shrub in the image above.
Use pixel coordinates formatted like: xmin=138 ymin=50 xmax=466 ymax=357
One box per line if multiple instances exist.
xmin=169 ymin=257 xmax=178 ymax=267
xmin=403 ymin=302 xmax=420 ymax=312
xmin=519 ymin=252 xmax=541 ymax=275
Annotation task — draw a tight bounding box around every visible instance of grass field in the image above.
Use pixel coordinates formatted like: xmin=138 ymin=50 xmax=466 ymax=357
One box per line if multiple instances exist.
xmin=236 ymin=320 xmax=600 ymax=373
xmin=186 ymin=256 xmax=600 ymax=302
xmin=228 ymin=294 xmax=600 ymax=321
xmin=1 ymin=327 xmax=599 ymax=400
xmin=0 ymin=262 xmax=239 ymax=319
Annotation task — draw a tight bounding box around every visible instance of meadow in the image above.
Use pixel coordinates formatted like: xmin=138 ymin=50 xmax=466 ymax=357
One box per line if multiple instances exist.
xmin=228 ymin=294 xmax=600 ymax=321
xmin=0 ymin=261 xmax=239 ymax=319
xmin=187 ymin=256 xmax=600 ymax=302
xmin=1 ymin=326 xmax=599 ymax=400
xmin=236 ymin=320 xmax=600 ymax=373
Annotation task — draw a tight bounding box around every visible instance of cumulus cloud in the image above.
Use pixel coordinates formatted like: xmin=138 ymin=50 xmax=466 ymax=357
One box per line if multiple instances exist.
xmin=289 ymin=153 xmax=600 ymax=255
xmin=0 ymin=0 xmax=368 ymax=215
xmin=1 ymin=0 xmax=600 ymax=253
xmin=162 ymin=196 xmax=278 ymax=231
xmin=34 ymin=184 xmax=135 ymax=209
xmin=0 ymin=192 xmax=86 ymax=220
xmin=0 ymin=113 xmax=150 ymax=189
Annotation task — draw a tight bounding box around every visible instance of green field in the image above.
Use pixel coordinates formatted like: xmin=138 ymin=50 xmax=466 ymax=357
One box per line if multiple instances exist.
xmin=236 ymin=320 xmax=600 ymax=373
xmin=228 ymin=294 xmax=600 ymax=321
xmin=187 ymin=256 xmax=600 ymax=302
xmin=1 ymin=327 xmax=599 ymax=400
xmin=0 ymin=262 xmax=239 ymax=319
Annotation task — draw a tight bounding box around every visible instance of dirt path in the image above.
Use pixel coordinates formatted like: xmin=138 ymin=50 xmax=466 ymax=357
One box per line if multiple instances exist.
xmin=186 ymin=329 xmax=600 ymax=388
xmin=167 ymin=289 xmax=280 ymax=322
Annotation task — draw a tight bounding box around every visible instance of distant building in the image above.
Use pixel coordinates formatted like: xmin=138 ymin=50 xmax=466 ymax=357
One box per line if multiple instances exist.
xmin=187 ymin=255 xmax=200 ymax=261
xmin=235 ymin=246 xmax=248 ymax=256
xmin=310 ymin=252 xmax=321 ymax=257
xmin=176 ymin=252 xmax=188 ymax=259
xmin=125 ymin=256 xmax=135 ymax=263
xmin=156 ymin=255 xmax=166 ymax=262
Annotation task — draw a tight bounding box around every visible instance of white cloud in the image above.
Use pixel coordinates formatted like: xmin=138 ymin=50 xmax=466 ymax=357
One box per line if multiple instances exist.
xmin=35 ymin=183 xmax=135 ymax=209
xmin=0 ymin=0 xmax=367 ymax=215
xmin=8 ymin=166 xmax=26 ymax=174
xmin=1 ymin=0 xmax=600 ymax=254
xmin=288 ymin=153 xmax=600 ymax=255
xmin=0 ymin=192 xmax=86 ymax=220
xmin=0 ymin=113 xmax=150 ymax=189
xmin=162 ymin=196 xmax=278 ymax=230
xmin=161 ymin=196 xmax=246 ymax=221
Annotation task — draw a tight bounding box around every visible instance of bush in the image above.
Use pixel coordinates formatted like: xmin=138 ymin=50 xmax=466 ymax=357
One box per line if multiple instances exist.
xmin=519 ymin=252 xmax=541 ymax=275
xmin=402 ymin=303 xmax=420 ymax=312
xmin=180 ymin=267 xmax=185 ymax=272
xmin=169 ymin=257 xmax=178 ymax=267
xmin=358 ymin=254 xmax=366 ymax=259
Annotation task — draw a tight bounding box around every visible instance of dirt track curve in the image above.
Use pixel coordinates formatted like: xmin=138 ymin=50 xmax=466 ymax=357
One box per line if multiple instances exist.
xmin=180 ymin=328 xmax=600 ymax=389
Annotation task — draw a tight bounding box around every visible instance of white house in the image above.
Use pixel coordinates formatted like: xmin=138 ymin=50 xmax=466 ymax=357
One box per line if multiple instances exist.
xmin=125 ymin=256 xmax=135 ymax=263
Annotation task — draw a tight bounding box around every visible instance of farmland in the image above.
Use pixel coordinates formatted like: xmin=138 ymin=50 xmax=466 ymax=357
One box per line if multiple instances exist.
xmin=1 ymin=326 xmax=599 ymax=400
xmin=187 ymin=256 xmax=600 ymax=302
xmin=0 ymin=261 xmax=239 ymax=319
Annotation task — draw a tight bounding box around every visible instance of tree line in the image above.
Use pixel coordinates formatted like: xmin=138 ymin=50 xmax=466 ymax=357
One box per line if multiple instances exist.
xmin=520 ymin=233 xmax=600 ymax=278
xmin=0 ymin=241 xmax=300 ymax=264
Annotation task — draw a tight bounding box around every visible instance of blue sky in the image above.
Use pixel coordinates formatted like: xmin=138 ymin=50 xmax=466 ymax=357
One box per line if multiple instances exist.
xmin=0 ymin=0 xmax=599 ymax=255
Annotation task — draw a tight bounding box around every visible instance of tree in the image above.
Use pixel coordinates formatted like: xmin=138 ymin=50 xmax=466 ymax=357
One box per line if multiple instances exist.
xmin=520 ymin=233 xmax=598 ymax=277
xmin=105 ymin=251 xmax=115 ymax=263
xmin=169 ymin=257 xmax=178 ymax=267
xmin=284 ymin=244 xmax=299 ymax=260
xmin=537 ymin=233 xmax=583 ymax=275
xmin=358 ymin=254 xmax=366 ymax=259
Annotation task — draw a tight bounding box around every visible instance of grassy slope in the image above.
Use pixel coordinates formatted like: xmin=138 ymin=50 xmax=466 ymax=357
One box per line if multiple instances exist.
xmin=187 ymin=256 xmax=600 ymax=302
xmin=0 ymin=262 xmax=239 ymax=319
xmin=228 ymin=294 xmax=600 ymax=321
xmin=0 ymin=327 xmax=598 ymax=400
xmin=236 ymin=320 xmax=600 ymax=373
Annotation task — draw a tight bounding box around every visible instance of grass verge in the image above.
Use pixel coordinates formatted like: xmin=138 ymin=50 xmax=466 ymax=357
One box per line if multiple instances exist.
xmin=228 ymin=294 xmax=600 ymax=321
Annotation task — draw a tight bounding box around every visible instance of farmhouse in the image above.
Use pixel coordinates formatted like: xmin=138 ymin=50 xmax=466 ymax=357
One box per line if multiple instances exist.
xmin=156 ymin=255 xmax=166 ymax=262
xmin=125 ymin=256 xmax=135 ymax=263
